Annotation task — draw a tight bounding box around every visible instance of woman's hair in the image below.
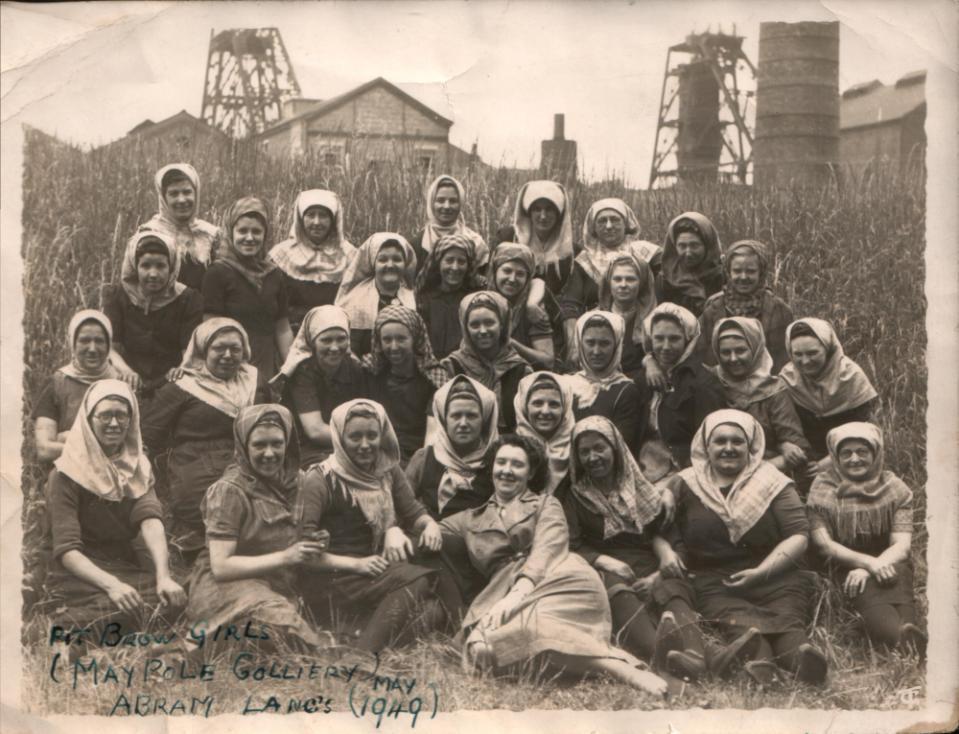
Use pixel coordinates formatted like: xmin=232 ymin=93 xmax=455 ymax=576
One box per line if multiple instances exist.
xmin=583 ymin=315 xmax=614 ymax=334
xmin=445 ymin=380 xmax=482 ymax=415
xmin=234 ymin=210 xmax=267 ymax=230
xmin=526 ymin=375 xmax=562 ymax=405
xmin=135 ymin=236 xmax=170 ymax=265
xmin=378 ymin=239 xmax=405 ymax=255
xmin=484 ymin=433 xmax=549 ymax=494
xmin=434 ymin=178 xmax=458 ymax=194
xmin=527 ymin=197 xmax=560 ymax=216
xmin=672 ymin=217 xmax=703 ymax=239
xmin=73 ymin=318 xmax=109 ymax=347
xmin=250 ymin=412 xmax=288 ymax=438
xmin=88 ymin=394 xmax=131 ymax=421
xmin=789 ymin=322 xmax=818 ymax=341
xmin=345 ymin=404 xmax=379 ymax=423
xmin=650 ymin=312 xmax=684 ymax=332
xmin=161 ymin=170 xmax=193 ymax=195
xmin=204 ymin=326 xmax=243 ymax=354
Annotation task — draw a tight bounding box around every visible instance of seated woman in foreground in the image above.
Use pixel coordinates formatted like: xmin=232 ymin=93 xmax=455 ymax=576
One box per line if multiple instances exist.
xmin=561 ymin=416 xmax=707 ymax=683
xmin=807 ymin=422 xmax=924 ymax=657
xmin=185 ymin=404 xmax=331 ymax=654
xmin=440 ymin=434 xmax=669 ymax=698
xmin=44 ymin=380 xmax=186 ymax=636
xmin=298 ymin=400 xmax=446 ymax=652
xmin=670 ymin=410 xmax=827 ymax=686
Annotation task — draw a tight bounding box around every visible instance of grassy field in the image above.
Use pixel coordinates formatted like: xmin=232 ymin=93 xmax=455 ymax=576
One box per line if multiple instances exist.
xmin=18 ymin=127 xmax=927 ymax=714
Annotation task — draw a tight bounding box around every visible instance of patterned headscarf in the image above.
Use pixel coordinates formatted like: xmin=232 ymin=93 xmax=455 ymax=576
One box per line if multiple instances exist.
xmin=514 ymin=372 xmax=575 ymax=494
xmin=807 ymin=422 xmax=913 ymax=545
xmin=442 ymin=291 xmax=528 ymax=389
xmin=414 ymin=233 xmax=483 ymax=295
xmin=335 ymin=232 xmax=417 ymax=331
xmin=431 ymin=375 xmax=499 ymax=512
xmin=708 ymin=317 xmax=786 ymax=409
xmin=780 ymin=318 xmax=878 ymax=417
xmin=362 ymin=304 xmax=450 ymax=388
xmin=55 ymin=379 xmax=152 ymax=501
xmin=176 ymin=318 xmax=257 ymax=418
xmin=570 ymin=415 xmax=663 ymax=538
xmin=421 ymin=175 xmax=489 ymax=267
xmin=577 ymin=198 xmax=661 ymax=286
xmin=274 ymin=304 xmax=351 ymax=381
xmin=488 ymin=242 xmax=536 ymax=335
xmin=269 ymin=189 xmax=357 ymax=284
xmin=569 ymin=310 xmax=633 ymax=409
xmin=512 ymin=180 xmax=575 ymax=278
xmin=120 ymin=229 xmax=185 ymax=313
xmin=219 ymin=196 xmax=277 ymax=291
xmin=722 ymin=240 xmax=771 ymax=318
xmin=661 ymin=211 xmax=724 ymax=303
xmin=597 ymin=250 xmax=658 ymax=345
xmin=678 ymin=409 xmax=793 ymax=543
xmin=149 ymin=163 xmax=219 ymax=265
xmin=319 ymin=399 xmax=402 ymax=550
xmin=57 ymin=310 xmax=119 ymax=385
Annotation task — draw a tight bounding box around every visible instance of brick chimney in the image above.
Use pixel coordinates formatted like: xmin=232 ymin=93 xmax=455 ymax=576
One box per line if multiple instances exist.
xmin=541 ymin=113 xmax=577 ymax=184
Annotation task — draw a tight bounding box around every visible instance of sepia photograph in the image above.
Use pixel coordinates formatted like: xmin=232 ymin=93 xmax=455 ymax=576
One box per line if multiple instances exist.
xmin=1 ymin=1 xmax=956 ymax=732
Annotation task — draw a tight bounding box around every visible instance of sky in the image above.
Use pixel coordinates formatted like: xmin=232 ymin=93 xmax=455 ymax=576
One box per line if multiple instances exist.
xmin=1 ymin=0 xmax=952 ymax=186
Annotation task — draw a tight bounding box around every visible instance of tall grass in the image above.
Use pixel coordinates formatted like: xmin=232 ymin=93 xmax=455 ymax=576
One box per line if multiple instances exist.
xmin=18 ymin=126 xmax=927 ymax=711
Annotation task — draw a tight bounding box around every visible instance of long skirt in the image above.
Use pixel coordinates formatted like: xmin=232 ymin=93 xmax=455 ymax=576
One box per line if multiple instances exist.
xmin=464 ymin=553 xmax=641 ymax=668
xmin=837 ymin=560 xmax=915 ymax=614
xmin=168 ymin=438 xmax=235 ymax=552
xmin=595 ymin=546 xmax=695 ymax=610
xmin=692 ymin=567 xmax=818 ymax=635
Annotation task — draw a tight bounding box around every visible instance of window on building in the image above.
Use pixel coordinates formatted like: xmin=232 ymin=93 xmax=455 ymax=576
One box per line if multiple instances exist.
xmin=417 ymin=155 xmax=434 ymax=173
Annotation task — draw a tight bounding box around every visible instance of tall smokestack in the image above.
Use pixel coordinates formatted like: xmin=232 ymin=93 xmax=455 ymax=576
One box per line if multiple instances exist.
xmin=541 ymin=114 xmax=577 ymax=184
xmin=553 ymin=114 xmax=565 ymax=141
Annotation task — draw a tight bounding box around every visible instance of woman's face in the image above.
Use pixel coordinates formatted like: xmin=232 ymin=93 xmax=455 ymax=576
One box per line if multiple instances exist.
xmin=790 ymin=335 xmax=828 ymax=378
xmin=90 ymin=398 xmax=131 ymax=455
xmin=717 ymin=334 xmax=752 ymax=379
xmin=581 ymin=324 xmax=616 ymax=373
xmin=163 ymin=179 xmax=196 ymax=223
xmin=445 ymin=397 xmax=484 ymax=453
xmin=74 ymin=322 xmax=110 ymax=373
xmin=728 ymin=252 xmax=761 ymax=296
xmin=466 ymin=306 xmax=502 ymax=355
xmin=492 ymin=444 xmax=531 ymax=502
xmin=432 ymin=184 xmax=461 ymax=227
xmin=302 ymin=205 xmax=334 ymax=246
xmin=651 ymin=319 xmax=687 ymax=368
xmin=675 ymin=231 xmax=706 ymax=269
xmin=529 ymin=199 xmax=559 ymax=239
xmin=379 ymin=322 xmax=413 ymax=368
xmin=233 ymin=215 xmax=266 ymax=258
xmin=526 ymin=386 xmax=564 ymax=438
xmin=836 ymin=438 xmax=876 ymax=481
xmin=137 ymin=252 xmax=171 ymax=294
xmin=313 ymin=327 xmax=349 ymax=372
xmin=439 ymin=248 xmax=468 ymax=290
xmin=576 ymin=431 xmax=615 ymax=482
xmin=609 ymin=263 xmax=641 ymax=306
xmin=247 ymin=424 xmax=287 ymax=479
xmin=594 ymin=209 xmax=627 ymax=248
xmin=374 ymin=244 xmax=406 ymax=292
xmin=343 ymin=415 xmax=382 ymax=471
xmin=494 ymin=260 xmax=530 ymax=300
xmin=205 ymin=330 xmax=244 ymax=380
xmin=707 ymin=424 xmax=750 ymax=478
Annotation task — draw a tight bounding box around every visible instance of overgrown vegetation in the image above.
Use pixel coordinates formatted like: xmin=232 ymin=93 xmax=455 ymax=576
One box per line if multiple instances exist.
xmin=19 ymin=127 xmax=926 ymax=713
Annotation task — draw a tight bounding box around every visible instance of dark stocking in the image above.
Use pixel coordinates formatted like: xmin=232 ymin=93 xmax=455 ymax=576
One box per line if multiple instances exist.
xmin=769 ymin=630 xmax=808 ymax=671
xmin=664 ymin=598 xmax=704 ymax=657
xmin=860 ymin=604 xmax=904 ymax=649
xmin=609 ymin=592 xmax=657 ymax=659
xmin=357 ymin=577 xmax=432 ymax=652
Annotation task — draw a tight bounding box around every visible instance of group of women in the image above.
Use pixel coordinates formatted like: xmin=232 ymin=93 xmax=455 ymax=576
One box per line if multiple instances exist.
xmin=31 ymin=162 xmax=922 ymax=701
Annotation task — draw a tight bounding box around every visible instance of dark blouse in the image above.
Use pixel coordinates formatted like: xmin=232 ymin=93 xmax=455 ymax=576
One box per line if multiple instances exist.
xmin=102 ymin=284 xmax=202 ymax=385
xmin=745 ymin=391 xmax=812 ymax=458
xmin=141 ymin=382 xmax=236 ymax=454
xmin=405 ymin=446 xmax=495 ymax=521
xmin=672 ymin=479 xmax=809 ymax=573
xmin=368 ymin=370 xmax=436 ymax=462
xmin=179 ymin=257 xmax=207 ymax=293
xmin=419 ymin=288 xmax=470 ymax=360
xmin=635 ymin=360 xmax=727 ymax=467
xmin=621 ymin=313 xmax=647 ymax=376
xmin=655 ymin=270 xmax=725 ymax=319
xmin=572 ymin=381 xmax=643 ymax=456
xmin=794 ymin=399 xmax=877 ymax=461
xmin=280 ymin=272 xmax=340 ymax=334
xmin=32 ymin=373 xmax=91 ymax=433
xmin=202 ymin=263 xmax=289 ymax=384
xmin=494 ymin=224 xmax=574 ymax=295
xmin=444 ymin=356 xmax=530 ymax=433
xmin=559 ymin=261 xmax=600 ymax=321
xmin=298 ymin=465 xmax=427 ymax=557
xmin=698 ymin=291 xmax=795 ymax=373
xmin=49 ymin=471 xmax=163 ymax=565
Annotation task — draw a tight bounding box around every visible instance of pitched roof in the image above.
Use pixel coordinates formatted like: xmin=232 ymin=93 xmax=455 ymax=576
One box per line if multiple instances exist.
xmin=127 ymin=110 xmax=226 ymax=138
xmin=259 ymin=77 xmax=453 ymax=136
xmin=840 ymin=72 xmax=925 ymax=130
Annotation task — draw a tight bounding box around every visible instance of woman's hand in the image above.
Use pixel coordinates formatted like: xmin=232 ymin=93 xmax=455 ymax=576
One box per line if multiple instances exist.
xmin=643 ymin=355 xmax=668 ymax=391
xmin=722 ymin=568 xmax=761 ymax=589
xmin=383 ymin=527 xmax=414 ymax=563
xmin=165 ymin=367 xmax=186 ymax=383
xmin=155 ymin=576 xmax=187 ymax=609
xmin=659 ymin=488 xmax=676 ymax=525
xmin=657 ymin=546 xmax=686 ymax=579
xmin=119 ymin=370 xmax=143 ymax=392
xmin=480 ymin=592 xmax=525 ymax=630
xmin=595 ymin=555 xmax=637 ymax=583
xmin=106 ymin=580 xmax=144 ymax=615
xmin=354 ymin=555 xmax=390 ymax=577
xmin=283 ymin=541 xmax=327 ymax=565
xmin=418 ymin=520 xmax=443 ymax=552
xmin=844 ymin=568 xmax=870 ymax=597
xmin=632 ymin=572 xmax=660 ymax=598
xmin=778 ymin=441 xmax=807 ymax=469
xmin=869 ymin=558 xmax=898 ymax=585
xmin=524 ymin=302 xmax=549 ymax=329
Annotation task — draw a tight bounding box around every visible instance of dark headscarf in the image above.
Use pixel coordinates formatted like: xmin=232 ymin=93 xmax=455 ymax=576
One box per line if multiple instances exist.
xmin=219 ymin=196 xmax=277 ymax=291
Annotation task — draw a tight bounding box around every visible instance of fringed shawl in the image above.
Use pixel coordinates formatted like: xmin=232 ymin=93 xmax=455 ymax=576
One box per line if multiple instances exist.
xmin=722 ymin=240 xmax=773 ymax=318
xmin=176 ymin=318 xmax=257 ymax=418
xmin=577 ymin=198 xmax=661 ymax=286
xmin=57 ymin=310 xmax=120 ymax=385
xmin=420 ymin=175 xmax=489 ymax=267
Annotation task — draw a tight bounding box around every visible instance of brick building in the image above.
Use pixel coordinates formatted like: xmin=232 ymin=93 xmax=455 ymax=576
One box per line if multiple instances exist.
xmin=109 ymin=110 xmax=231 ymax=156
xmin=256 ymin=77 xmax=481 ymax=174
xmin=839 ymin=71 xmax=926 ymax=171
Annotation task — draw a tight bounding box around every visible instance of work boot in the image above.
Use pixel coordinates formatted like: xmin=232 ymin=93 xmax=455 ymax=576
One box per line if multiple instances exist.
xmin=652 ymin=611 xmax=684 ymax=673
xmin=666 ymin=649 xmax=707 ymax=681
xmin=795 ymin=643 xmax=828 ymax=685
xmin=706 ymin=627 xmax=761 ymax=678
xmin=744 ymin=660 xmax=779 ymax=687
xmin=898 ymin=623 xmax=927 ymax=662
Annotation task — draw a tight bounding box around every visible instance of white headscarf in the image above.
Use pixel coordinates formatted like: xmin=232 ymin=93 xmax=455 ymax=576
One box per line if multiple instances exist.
xmin=577 ymin=198 xmax=661 ymax=285
xmin=57 ymin=310 xmax=119 ymax=385
xmin=274 ymin=304 xmax=352 ymax=380
xmin=569 ymin=310 xmax=633 ymax=409
xmin=334 ymin=233 xmax=417 ymax=331
xmin=147 ymin=163 xmax=219 ymax=265
xmin=269 ymin=189 xmax=357 ymax=284
xmin=55 ymin=379 xmax=153 ymax=501
xmin=420 ymin=175 xmax=489 ymax=267
xmin=514 ymin=372 xmax=575 ymax=494
xmin=120 ymin=228 xmax=186 ymax=313
xmin=512 ymin=180 xmax=575 ymax=272
xmin=176 ymin=318 xmax=257 ymax=418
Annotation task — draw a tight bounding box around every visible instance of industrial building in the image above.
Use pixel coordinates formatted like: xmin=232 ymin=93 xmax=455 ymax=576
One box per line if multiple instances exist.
xmin=107 ymin=110 xmax=230 ymax=156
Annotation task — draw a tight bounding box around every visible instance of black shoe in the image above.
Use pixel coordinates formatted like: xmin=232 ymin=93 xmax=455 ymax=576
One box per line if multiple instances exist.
xmin=707 ymin=627 xmax=761 ymax=678
xmin=666 ymin=649 xmax=707 ymax=681
xmin=744 ymin=660 xmax=779 ymax=687
xmin=899 ymin=623 xmax=927 ymax=662
xmin=653 ymin=611 xmax=684 ymax=673
xmin=796 ymin=643 xmax=828 ymax=685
